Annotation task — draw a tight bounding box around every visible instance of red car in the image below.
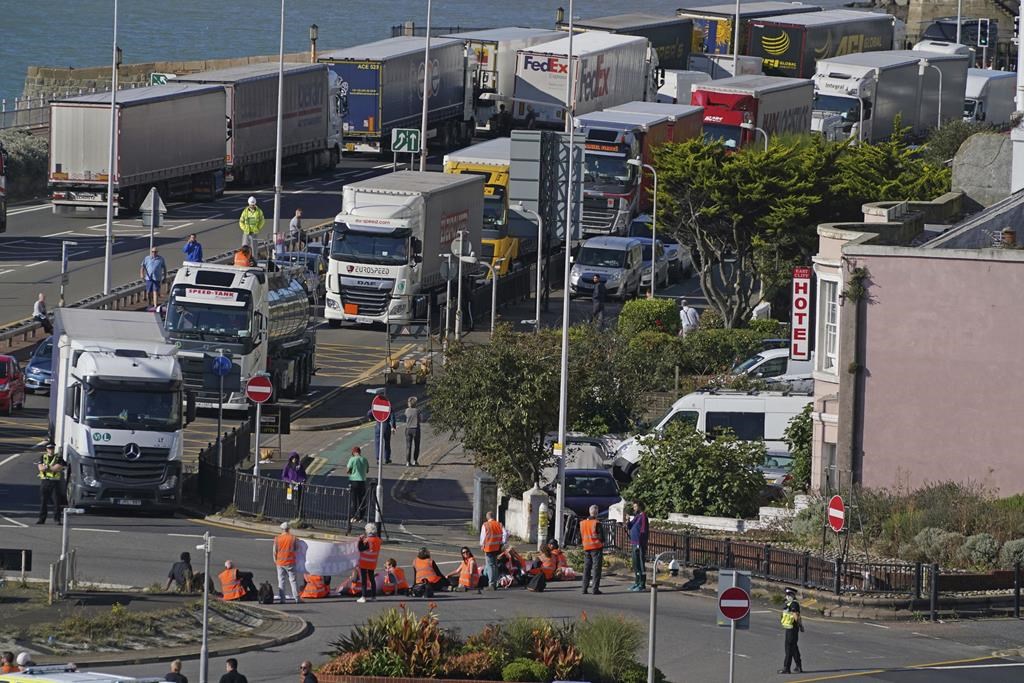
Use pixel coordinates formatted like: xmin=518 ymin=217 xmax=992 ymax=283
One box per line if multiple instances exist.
xmin=0 ymin=354 xmax=27 ymax=415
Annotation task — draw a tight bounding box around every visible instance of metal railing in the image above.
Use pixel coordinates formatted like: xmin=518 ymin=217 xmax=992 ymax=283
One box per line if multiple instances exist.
xmin=182 ymin=422 xmax=252 ymax=510
xmin=0 ymin=85 xmax=146 ymax=130
xmin=233 ymin=471 xmax=361 ymax=534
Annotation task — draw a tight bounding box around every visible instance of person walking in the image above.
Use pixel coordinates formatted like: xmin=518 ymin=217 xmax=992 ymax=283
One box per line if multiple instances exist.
xmin=367 ymin=393 xmax=397 ymax=464
xmin=274 ymin=522 xmax=301 ymax=604
xmin=299 ymin=660 xmax=317 ymax=683
xmin=36 ymin=443 xmax=64 ymax=524
xmin=289 ymin=209 xmax=304 ymax=250
xmin=182 ymin=233 xmax=203 ymax=264
xmin=347 ymin=446 xmax=369 ymax=522
xmin=778 ymin=587 xmax=805 ymax=674
xmin=219 ymin=658 xmax=248 ymax=683
xmin=141 ymin=247 xmax=167 ymax=308
xmin=590 ymin=275 xmax=606 ymax=328
xmin=32 ymin=293 xmax=52 ymax=334
xmin=357 ymin=523 xmax=382 ymax=603
xmin=164 ymin=659 xmax=188 ymax=683
xmin=239 ymin=196 xmax=265 ymax=251
xmin=479 ymin=511 xmax=508 ymax=590
xmin=626 ymin=501 xmax=649 ymax=591
xmin=679 ymin=297 xmax=700 ymax=337
xmin=404 ymin=396 xmax=421 ymax=467
xmin=580 ymin=504 xmax=605 ymax=595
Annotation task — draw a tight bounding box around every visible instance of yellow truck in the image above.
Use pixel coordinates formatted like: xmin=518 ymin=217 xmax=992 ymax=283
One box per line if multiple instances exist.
xmin=443 ymin=137 xmax=535 ymax=277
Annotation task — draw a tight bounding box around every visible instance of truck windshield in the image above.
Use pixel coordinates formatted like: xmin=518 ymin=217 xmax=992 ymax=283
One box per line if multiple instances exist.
xmin=703 ymin=124 xmax=741 ymax=149
xmin=165 ymin=301 xmax=252 ymax=341
xmin=331 ymin=226 xmax=408 ymax=266
xmin=814 ymin=94 xmax=861 ymax=122
xmin=577 ymin=247 xmax=625 ymax=269
xmin=83 ymin=385 xmax=181 ymax=431
xmin=584 ymin=155 xmax=632 ymax=189
xmin=963 ymin=98 xmax=977 ymax=119
xmin=483 ymin=195 xmax=506 ymax=228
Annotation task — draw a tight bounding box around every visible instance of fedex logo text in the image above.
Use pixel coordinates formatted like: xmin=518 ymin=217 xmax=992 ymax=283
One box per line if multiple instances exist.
xmin=578 ymin=55 xmax=610 ymax=102
xmin=522 ymin=55 xmax=568 ymax=73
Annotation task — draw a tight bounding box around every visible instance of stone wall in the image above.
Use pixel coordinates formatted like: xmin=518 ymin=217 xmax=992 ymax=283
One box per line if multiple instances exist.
xmin=21 ymin=52 xmax=310 ymax=99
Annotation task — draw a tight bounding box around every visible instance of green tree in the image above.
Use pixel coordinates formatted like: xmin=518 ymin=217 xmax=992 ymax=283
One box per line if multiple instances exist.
xmin=623 ymin=423 xmax=767 ymax=518
xmin=0 ymin=128 xmax=48 ymax=199
xmin=567 ymin=326 xmax=645 ymax=435
xmin=784 ymin=403 xmax=813 ymax=491
xmin=617 ymin=298 xmax=680 ymax=337
xmin=919 ymin=119 xmax=1000 ymax=167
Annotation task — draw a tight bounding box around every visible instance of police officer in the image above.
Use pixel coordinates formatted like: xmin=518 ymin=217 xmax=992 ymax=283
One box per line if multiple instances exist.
xmin=37 ymin=443 xmax=65 ymax=524
xmin=778 ymin=587 xmax=805 ymax=674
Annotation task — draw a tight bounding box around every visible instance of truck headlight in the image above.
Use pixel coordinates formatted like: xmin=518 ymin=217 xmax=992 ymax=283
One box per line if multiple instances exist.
xmin=570 ymin=270 xmax=580 ymax=284
xmin=326 ymin=298 xmax=340 ymax=310
xmin=159 ymin=475 xmax=179 ymax=491
xmin=81 ymin=463 xmax=101 ymax=488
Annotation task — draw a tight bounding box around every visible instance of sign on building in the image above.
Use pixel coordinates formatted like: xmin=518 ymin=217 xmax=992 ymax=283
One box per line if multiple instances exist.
xmin=791 ymin=266 xmax=812 ymax=361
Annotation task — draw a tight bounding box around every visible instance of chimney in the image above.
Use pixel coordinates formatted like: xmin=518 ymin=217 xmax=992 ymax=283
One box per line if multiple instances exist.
xmin=1002 ymin=228 xmax=1017 ymax=247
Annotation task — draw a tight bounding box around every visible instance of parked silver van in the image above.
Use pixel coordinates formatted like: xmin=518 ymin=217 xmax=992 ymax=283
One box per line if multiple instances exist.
xmin=569 ymin=236 xmax=645 ymax=299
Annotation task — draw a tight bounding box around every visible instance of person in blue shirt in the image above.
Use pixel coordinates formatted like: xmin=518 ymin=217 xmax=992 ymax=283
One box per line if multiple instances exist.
xmin=182 ymin=233 xmax=204 ymax=263
xmin=627 ymin=501 xmax=649 ymax=591
xmin=140 ymin=247 xmax=167 ymax=308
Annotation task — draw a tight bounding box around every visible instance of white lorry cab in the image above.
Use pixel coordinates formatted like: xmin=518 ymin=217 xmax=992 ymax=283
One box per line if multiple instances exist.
xmin=612 ymin=388 xmax=813 ymax=480
xmin=6 ymin=663 xmax=163 ymax=682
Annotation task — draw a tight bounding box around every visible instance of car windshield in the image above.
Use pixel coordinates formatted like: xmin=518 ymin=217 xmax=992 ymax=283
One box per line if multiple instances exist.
xmin=0 ymin=362 xmax=8 ymax=378
xmin=584 ymin=154 xmax=632 ymax=189
xmin=165 ymin=301 xmax=251 ymax=340
xmin=814 ymin=94 xmax=860 ymax=122
xmin=566 ymin=474 xmax=619 ymax=498
xmin=703 ymin=123 xmax=741 ymax=149
xmin=763 ymin=453 xmax=794 ymax=471
xmin=732 ymin=353 xmax=766 ymax=373
xmin=481 ymin=242 xmax=495 ymax=260
xmin=331 ymin=226 xmax=408 ymax=266
xmin=577 ymin=246 xmax=625 ymax=268
xmin=34 ymin=340 xmax=54 ymax=362
xmin=83 ymin=386 xmax=181 ymax=431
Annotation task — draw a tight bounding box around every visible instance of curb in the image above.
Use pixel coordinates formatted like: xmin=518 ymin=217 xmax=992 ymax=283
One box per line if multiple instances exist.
xmin=204 ymin=514 xmax=358 ymax=543
xmin=36 ymin=605 xmax=312 ymax=668
xmin=293 ymin=416 xmax=366 ymax=432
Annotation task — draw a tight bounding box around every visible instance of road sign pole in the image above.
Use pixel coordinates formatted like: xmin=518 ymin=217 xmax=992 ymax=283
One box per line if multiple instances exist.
xmin=252 ymin=400 xmax=263 ymax=502
xmin=217 ymin=374 xmax=224 ymax=469
xmin=375 ymin=425 xmax=384 ymax=524
xmin=728 ymin=572 xmax=737 ymax=683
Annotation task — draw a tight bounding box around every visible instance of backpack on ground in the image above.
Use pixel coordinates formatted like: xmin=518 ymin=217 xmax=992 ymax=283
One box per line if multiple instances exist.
xmin=258 ymin=581 xmax=275 ymax=604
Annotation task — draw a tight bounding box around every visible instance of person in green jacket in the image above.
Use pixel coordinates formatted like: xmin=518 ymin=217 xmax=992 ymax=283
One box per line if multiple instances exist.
xmin=239 ymin=196 xmax=265 ymax=251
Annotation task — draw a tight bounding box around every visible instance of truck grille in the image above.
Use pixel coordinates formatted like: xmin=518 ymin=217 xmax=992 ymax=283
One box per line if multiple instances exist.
xmin=178 ymin=355 xmax=229 ymax=403
xmin=92 ymin=445 xmax=171 ymax=484
xmin=341 ymin=285 xmax=390 ymax=317
xmin=582 ymin=198 xmax=617 ymax=234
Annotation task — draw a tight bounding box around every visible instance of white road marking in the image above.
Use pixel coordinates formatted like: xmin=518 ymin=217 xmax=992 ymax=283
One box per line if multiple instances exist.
xmin=864 ymin=623 xmax=890 ymax=629
xmin=69 ymin=251 xmax=89 ymax=258
xmin=0 ymin=516 xmax=28 ymax=528
xmin=0 ymin=453 xmax=22 ymax=468
xmin=24 ymin=261 xmax=49 ymax=268
xmin=45 ymin=230 xmax=73 ymax=237
xmin=7 ymin=204 xmax=50 ymax=216
xmin=76 ymin=528 xmax=120 ymax=533
xmin=0 ymin=269 xmax=14 ymax=277
xmin=167 ymin=533 xmax=205 ymax=538
xmin=752 ymin=610 xmax=773 ymax=614
xmin=923 ymin=663 xmax=1024 ymax=670
xmin=166 ymin=222 xmax=194 ymax=232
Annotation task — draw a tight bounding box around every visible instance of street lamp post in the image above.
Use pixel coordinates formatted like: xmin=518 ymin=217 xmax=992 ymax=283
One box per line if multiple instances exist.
xmin=102 ymin=0 xmax=120 ymax=296
xmin=473 ymin=257 xmax=505 ymax=337
xmin=740 ymin=121 xmax=769 ymax=151
xmin=309 ymin=24 xmax=319 ymax=63
xmin=419 ymin=0 xmax=433 ymax=172
xmin=919 ymin=61 xmax=943 ymax=129
xmin=646 ymin=552 xmax=677 ymax=683
xmin=59 ymin=240 xmax=79 ymax=307
xmin=454 ymin=231 xmax=470 ymax=339
xmin=512 ymin=203 xmax=544 ymax=332
xmin=271 ymin=0 xmax=286 ymax=260
xmin=197 ymin=532 xmax=212 ymax=683
xmin=733 ymin=0 xmax=742 ymax=67
xmin=956 ymin=0 xmax=963 ymax=45
xmin=627 ymin=160 xmax=658 ymax=297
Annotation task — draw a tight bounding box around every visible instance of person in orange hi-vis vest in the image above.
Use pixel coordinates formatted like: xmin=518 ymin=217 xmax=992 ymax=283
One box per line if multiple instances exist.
xmin=447 ymin=546 xmax=482 ymax=593
xmin=548 ymin=539 xmax=569 ymax=572
xmin=580 ymin=505 xmax=605 ymax=595
xmin=219 ymin=560 xmax=257 ymax=601
xmin=274 ymin=521 xmax=301 ymax=604
xmin=357 ymin=523 xmax=382 ymax=604
xmin=382 ymin=558 xmax=410 ymax=596
xmin=479 ymin=510 xmax=508 ymax=591
xmin=413 ymin=547 xmax=448 ymax=598
xmin=300 ymin=573 xmax=330 ymax=599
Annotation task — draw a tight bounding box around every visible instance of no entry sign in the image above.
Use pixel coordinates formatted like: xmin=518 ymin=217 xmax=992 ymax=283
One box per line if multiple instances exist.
xmin=719 ymin=586 xmax=751 ymax=621
xmin=827 ymin=495 xmax=846 ymax=532
xmin=370 ymin=395 xmax=392 ymax=422
xmin=245 ymin=375 xmax=273 ymax=404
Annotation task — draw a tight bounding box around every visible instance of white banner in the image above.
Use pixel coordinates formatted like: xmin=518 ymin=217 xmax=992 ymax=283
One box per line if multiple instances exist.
xmin=297 ymin=538 xmax=360 ymax=577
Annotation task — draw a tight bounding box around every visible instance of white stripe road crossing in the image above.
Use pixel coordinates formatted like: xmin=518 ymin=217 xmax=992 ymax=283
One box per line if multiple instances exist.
xmin=0 ymin=454 xmax=23 ymax=468
xmin=76 ymin=528 xmax=120 ymax=533
xmin=7 ymin=204 xmax=50 ymax=216
xmin=1 ymin=516 xmax=27 ymax=528
xmin=24 ymin=261 xmax=49 ymax=268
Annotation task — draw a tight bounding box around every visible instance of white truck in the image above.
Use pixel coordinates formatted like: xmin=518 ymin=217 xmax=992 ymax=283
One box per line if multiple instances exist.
xmin=325 ymin=171 xmax=484 ymax=327
xmin=691 ymin=75 xmax=813 ymax=149
xmin=963 ymin=68 xmax=1016 ymax=125
xmin=513 ymin=32 xmax=659 ymax=128
xmin=657 ymin=69 xmax=711 ymax=104
xmin=891 ymin=49 xmax=970 ymax=130
xmin=164 ymin=262 xmax=316 ymax=410
xmin=812 ymin=52 xmax=926 ymax=142
xmin=49 ymin=309 xmax=195 ymax=511
xmin=444 ymin=27 xmax=565 ymax=133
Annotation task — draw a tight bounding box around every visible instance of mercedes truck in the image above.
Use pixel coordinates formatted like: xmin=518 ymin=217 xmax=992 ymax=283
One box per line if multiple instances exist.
xmin=50 ymin=309 xmax=195 ymax=510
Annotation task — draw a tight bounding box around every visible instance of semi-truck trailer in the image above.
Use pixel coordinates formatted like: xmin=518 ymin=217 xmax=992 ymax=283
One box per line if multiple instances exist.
xmin=443 ymin=27 xmax=564 ymax=133
xmin=48 ymin=84 xmax=227 ymax=215
xmin=557 ymin=13 xmax=694 ymax=70
xmin=890 ymin=49 xmax=970 ymax=130
xmin=176 ymin=63 xmax=342 ymax=183
xmin=50 ymin=309 xmax=195 ymax=510
xmin=325 ymin=171 xmax=484 ymax=327
xmin=676 ymin=1 xmax=822 ymax=56
xmin=318 ymin=37 xmax=472 ymax=154
xmin=963 ymin=68 xmax=1016 ymax=125
xmin=575 ymin=102 xmax=703 ymax=235
xmin=691 ymin=75 xmax=813 ymax=148
xmin=443 ymin=137 xmax=532 ymax=277
xmin=657 ymin=69 xmax=711 ymax=103
xmin=164 ymin=262 xmax=316 ymax=410
xmin=811 ymin=52 xmax=925 ymax=142
xmin=513 ymin=32 xmax=658 ymax=128
xmin=748 ymin=9 xmax=896 ymax=78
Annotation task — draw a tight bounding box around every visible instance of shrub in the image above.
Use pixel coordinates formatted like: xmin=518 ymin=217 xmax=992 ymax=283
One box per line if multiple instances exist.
xmin=0 ymin=128 xmax=48 ymax=199
xmin=789 ymin=502 xmax=824 ymax=540
xmin=318 ymin=651 xmax=369 ymax=675
xmin=748 ymin=318 xmax=784 ymax=337
xmin=784 ymin=404 xmax=813 ymax=491
xmin=618 ymin=298 xmax=681 ymax=337
xmin=443 ymin=650 xmax=502 ymax=680
xmin=998 ymin=539 xmax=1024 ymax=569
xmin=502 ymin=657 xmax=549 ymax=682
xmin=502 ymin=617 xmax=550 ymax=662
xmin=360 ymin=648 xmax=408 ymax=676
xmin=575 ymin=614 xmax=645 ymax=683
xmin=698 ymin=307 xmax=724 ymax=329
xmin=679 ymin=328 xmax=778 ymax=375
xmin=958 ymin=533 xmax=1000 ymax=569
xmin=623 ymin=331 xmax=685 ymax=392
xmin=618 ymin=662 xmax=668 ymax=683
xmin=909 ymin=527 xmax=964 ymax=564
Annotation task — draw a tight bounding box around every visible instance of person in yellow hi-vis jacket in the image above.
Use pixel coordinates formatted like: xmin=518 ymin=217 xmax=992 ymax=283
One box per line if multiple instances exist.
xmin=238 ymin=196 xmax=265 ymax=251
xmin=778 ymin=587 xmax=805 ymax=674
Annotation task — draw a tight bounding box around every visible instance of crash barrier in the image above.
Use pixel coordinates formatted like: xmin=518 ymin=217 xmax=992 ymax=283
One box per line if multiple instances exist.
xmin=233 ymin=471 xmax=378 ymax=536
xmin=182 ymin=422 xmax=252 ymax=510
xmin=48 ymin=548 xmax=76 ymax=604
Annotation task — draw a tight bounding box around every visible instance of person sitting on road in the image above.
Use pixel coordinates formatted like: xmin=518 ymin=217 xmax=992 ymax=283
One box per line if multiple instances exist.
xmin=548 ymin=540 xmax=569 ymax=571
xmin=165 ymin=551 xmax=195 ymax=592
xmin=381 ymin=558 xmax=410 ymax=596
xmin=497 ymin=546 xmax=529 ymax=586
xmin=233 ymin=245 xmax=256 ymax=268
xmin=447 ymin=546 xmax=481 ymax=593
xmin=219 ymin=560 xmax=257 ymax=601
xmin=1 ymin=651 xmax=19 ymax=673
xmin=412 ymin=547 xmax=449 ymax=597
xmin=300 ymin=573 xmax=331 ymax=600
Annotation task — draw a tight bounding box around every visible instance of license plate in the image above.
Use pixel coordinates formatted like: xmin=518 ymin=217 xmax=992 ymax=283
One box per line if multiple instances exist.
xmin=117 ymin=499 xmax=142 ymax=506
xmin=357 ymin=316 xmax=373 ymax=324
xmin=44 ymin=378 xmax=52 ymax=384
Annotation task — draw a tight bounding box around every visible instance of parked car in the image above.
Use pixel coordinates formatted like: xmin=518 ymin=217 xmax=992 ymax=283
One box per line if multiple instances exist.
xmin=628 ymin=214 xmax=692 ymax=279
xmin=637 ymin=238 xmax=671 ymax=290
xmin=545 ymin=468 xmax=623 ymax=519
xmin=273 ymin=251 xmax=326 ymax=302
xmin=732 ymin=348 xmax=813 ymax=380
xmin=0 ymin=354 xmax=27 ymax=415
xmin=569 ymin=235 xmax=645 ymax=300
xmin=24 ymin=336 xmax=54 ymax=393
xmin=540 ymin=432 xmax=624 ymax=484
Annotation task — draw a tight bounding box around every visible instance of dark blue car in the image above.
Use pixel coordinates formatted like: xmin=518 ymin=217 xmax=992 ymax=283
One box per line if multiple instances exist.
xmin=560 ymin=469 xmax=622 ymax=519
xmin=24 ymin=336 xmax=53 ymax=393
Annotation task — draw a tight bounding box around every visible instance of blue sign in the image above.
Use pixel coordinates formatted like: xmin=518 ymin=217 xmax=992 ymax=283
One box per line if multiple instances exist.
xmin=211 ymin=354 xmax=232 ymax=377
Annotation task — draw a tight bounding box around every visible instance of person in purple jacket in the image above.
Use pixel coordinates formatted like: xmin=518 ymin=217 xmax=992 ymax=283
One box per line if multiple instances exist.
xmin=281 ymin=451 xmax=307 ymax=510
xmin=626 ymin=501 xmax=649 ymax=592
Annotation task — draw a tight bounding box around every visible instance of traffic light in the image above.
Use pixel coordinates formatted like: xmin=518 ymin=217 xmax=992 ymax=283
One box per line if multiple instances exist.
xmin=978 ymin=18 xmax=990 ymax=46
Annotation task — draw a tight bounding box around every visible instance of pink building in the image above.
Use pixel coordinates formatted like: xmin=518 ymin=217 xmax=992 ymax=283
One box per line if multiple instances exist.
xmin=810 ymin=197 xmax=1024 ymax=494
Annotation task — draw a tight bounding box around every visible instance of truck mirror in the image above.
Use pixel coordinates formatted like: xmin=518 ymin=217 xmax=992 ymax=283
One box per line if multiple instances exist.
xmin=411 ymin=236 xmax=423 ymax=255
xmin=413 ymin=253 xmax=423 ymax=264
xmin=185 ymin=391 xmax=197 ymax=425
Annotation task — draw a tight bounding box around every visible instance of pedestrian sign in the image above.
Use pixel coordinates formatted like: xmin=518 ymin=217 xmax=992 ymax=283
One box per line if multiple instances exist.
xmin=391 ymin=128 xmax=421 ymax=153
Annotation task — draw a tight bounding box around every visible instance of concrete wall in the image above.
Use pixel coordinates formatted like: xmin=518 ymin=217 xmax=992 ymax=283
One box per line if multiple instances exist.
xmin=953 ymin=133 xmax=1013 ymax=210
xmin=844 ymin=246 xmax=1024 ymax=493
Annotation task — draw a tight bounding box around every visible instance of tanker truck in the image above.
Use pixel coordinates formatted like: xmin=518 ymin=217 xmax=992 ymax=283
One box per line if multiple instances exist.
xmin=164 ymin=262 xmax=316 ymax=410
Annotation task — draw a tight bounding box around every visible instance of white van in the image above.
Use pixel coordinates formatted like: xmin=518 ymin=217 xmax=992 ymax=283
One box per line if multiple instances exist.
xmin=612 ymin=388 xmax=813 ymax=480
xmin=569 ymin=236 xmax=645 ymax=300
xmin=733 ymin=348 xmax=814 ymax=381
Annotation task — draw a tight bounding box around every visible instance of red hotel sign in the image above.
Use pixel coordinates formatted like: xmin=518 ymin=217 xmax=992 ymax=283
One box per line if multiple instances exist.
xmin=791 ymin=266 xmax=812 ymax=361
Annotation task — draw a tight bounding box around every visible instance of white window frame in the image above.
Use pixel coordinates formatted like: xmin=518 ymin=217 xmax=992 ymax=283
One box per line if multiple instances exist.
xmin=816 ymin=276 xmax=840 ymax=375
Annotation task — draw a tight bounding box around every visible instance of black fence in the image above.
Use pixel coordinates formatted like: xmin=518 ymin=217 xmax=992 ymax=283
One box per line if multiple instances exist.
xmin=182 ymin=423 xmax=252 ymax=510
xmin=233 ymin=471 xmax=380 ymax=534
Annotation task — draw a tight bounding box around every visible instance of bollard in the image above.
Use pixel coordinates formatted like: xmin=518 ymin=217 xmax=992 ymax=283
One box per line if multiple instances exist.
xmin=1015 ymin=562 xmax=1021 ymax=619
xmin=537 ymin=503 xmax=549 ymax=551
xmin=930 ymin=563 xmax=939 ymax=622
